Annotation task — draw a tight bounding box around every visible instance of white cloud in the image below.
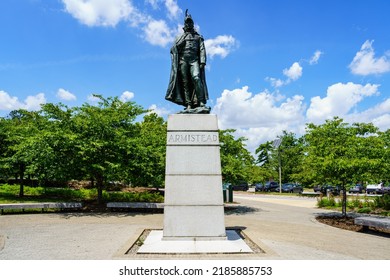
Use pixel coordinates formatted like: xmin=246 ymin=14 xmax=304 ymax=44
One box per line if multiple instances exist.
xmin=283 ymin=62 xmax=302 ymax=81
xmin=0 ymin=91 xmax=46 ymax=111
xmin=87 ymin=94 xmax=101 ymax=103
xmin=145 ymin=0 xmax=182 ymax=18
xmin=24 ymin=93 xmax=46 ymax=111
xmin=213 ymin=86 xmax=305 ymax=132
xmin=306 ymin=82 xmax=380 ymax=123
xmin=164 ymin=0 xmax=182 ymax=20
xmin=372 ymin=113 xmax=390 ymax=130
xmin=143 ymin=19 xmax=174 ymax=47
xmin=212 ymin=86 xmax=305 ymax=153
xmin=309 ymin=50 xmax=323 ymax=65
xmin=120 ymin=90 xmax=135 ymax=101
xmin=265 ymin=77 xmax=284 ymax=88
xmin=344 ymin=98 xmax=390 ymax=131
xmin=204 ymin=35 xmax=238 ymax=59
xmin=62 ymin=0 xmax=137 ymax=27
xmin=62 ymin=1 xmax=237 ymax=59
xmin=0 ymin=90 xmax=21 ymax=110
xmin=57 ymin=88 xmax=76 ymax=101
xmin=146 ymin=0 xmax=159 ymax=10
xmin=349 ymin=40 xmax=390 ymax=75
xmin=212 ymin=83 xmax=389 ymax=154
xmin=148 ymin=104 xmax=172 ymax=116
xmin=267 ymin=61 xmax=302 ymax=88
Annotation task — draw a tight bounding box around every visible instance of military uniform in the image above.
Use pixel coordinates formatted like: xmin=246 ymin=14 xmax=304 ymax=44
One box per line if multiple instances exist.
xmin=176 ymin=32 xmax=207 ymax=107
xmin=165 ymin=10 xmax=209 ymax=111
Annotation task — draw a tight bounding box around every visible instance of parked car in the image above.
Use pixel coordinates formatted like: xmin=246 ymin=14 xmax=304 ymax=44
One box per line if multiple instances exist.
xmin=319 ymin=184 xmax=341 ymax=195
xmin=382 ymin=186 xmax=390 ymax=194
xmin=231 ymin=182 xmax=249 ymax=191
xmin=281 ymin=183 xmax=303 ymax=193
xmin=348 ymin=184 xmax=364 ymax=194
xmin=366 ymin=184 xmax=383 ymax=194
xmin=313 ymin=185 xmax=321 ymax=193
xmin=254 ymin=183 xmax=265 ymax=192
xmin=264 ymin=181 xmax=279 ymax=192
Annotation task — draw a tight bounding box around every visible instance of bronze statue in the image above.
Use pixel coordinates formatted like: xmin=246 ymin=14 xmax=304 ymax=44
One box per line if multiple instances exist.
xmin=165 ymin=10 xmax=210 ymax=114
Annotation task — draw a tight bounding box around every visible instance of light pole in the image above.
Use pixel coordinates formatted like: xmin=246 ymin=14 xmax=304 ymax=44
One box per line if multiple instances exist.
xmin=272 ymin=138 xmax=282 ymax=193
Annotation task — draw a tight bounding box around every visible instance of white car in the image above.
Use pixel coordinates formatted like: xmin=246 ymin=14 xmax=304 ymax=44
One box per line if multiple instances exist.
xmin=366 ymin=184 xmax=382 ymax=194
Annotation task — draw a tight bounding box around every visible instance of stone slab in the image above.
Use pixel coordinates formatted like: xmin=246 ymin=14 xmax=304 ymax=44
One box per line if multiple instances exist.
xmin=0 ymin=202 xmax=82 ymax=210
xmin=167 ymin=114 xmax=219 ymax=131
xmin=106 ymin=202 xmax=164 ymax=209
xmin=354 ymin=216 xmax=390 ymax=229
xmin=163 ymin=205 xmax=226 ymax=239
xmin=164 ymin=175 xmax=223 ymax=205
xmin=165 ymin=146 xmax=221 ymax=175
xmin=138 ymin=230 xmax=253 ymax=253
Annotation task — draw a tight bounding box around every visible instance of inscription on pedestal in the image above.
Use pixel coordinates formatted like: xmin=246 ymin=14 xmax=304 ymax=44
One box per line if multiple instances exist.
xmin=167 ymin=131 xmax=219 ymax=146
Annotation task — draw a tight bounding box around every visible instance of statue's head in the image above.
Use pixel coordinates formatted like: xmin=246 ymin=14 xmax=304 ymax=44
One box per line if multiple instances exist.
xmin=183 ymin=9 xmax=194 ymax=32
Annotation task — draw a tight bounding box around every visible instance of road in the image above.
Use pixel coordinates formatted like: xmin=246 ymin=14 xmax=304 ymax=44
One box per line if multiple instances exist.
xmin=0 ymin=193 xmax=389 ymax=259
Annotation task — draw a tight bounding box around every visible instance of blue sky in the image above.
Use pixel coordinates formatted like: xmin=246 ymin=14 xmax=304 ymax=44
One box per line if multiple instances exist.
xmin=1 ymin=0 xmax=390 ymax=152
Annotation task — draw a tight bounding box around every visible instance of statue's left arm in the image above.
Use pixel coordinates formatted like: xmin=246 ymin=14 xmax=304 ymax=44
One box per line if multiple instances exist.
xmin=199 ymin=36 xmax=206 ymax=67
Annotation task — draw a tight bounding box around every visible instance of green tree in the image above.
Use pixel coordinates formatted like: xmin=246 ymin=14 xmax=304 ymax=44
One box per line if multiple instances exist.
xmin=72 ymin=95 xmax=146 ymax=203
xmin=253 ymin=140 xmax=278 ymax=184
xmin=219 ymin=129 xmax=254 ymax=184
xmin=126 ymin=113 xmax=167 ymax=187
xmin=277 ymin=131 xmax=304 ymax=183
xmin=255 ymin=141 xmax=273 ymax=166
xmin=0 ymin=110 xmax=44 ymax=196
xmin=0 ymin=117 xmax=8 ymax=179
xmin=247 ymin=165 xmax=276 ymax=185
xmin=31 ymin=103 xmax=81 ymax=185
xmin=302 ymin=117 xmax=384 ymax=216
xmin=378 ymin=129 xmax=390 ymax=183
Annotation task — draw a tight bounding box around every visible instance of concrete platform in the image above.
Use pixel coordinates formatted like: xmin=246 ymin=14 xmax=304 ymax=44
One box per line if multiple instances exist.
xmin=138 ymin=230 xmax=253 ymax=254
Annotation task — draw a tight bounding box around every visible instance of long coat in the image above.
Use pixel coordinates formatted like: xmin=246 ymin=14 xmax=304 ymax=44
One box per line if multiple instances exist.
xmin=165 ymin=33 xmax=209 ymax=106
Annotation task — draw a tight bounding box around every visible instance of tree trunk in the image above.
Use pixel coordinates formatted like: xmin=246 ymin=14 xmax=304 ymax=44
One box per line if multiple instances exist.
xmin=18 ymin=163 xmax=25 ymax=197
xmin=341 ymin=185 xmax=347 ymax=217
xmin=96 ymin=175 xmax=104 ymax=204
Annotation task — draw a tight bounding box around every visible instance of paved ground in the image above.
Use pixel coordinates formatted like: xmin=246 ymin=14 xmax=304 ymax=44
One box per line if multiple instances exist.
xmin=0 ymin=193 xmax=389 ymax=260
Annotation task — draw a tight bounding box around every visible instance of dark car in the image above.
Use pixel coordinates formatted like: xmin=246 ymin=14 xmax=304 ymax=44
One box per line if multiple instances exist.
xmin=320 ymin=185 xmax=341 ymax=195
xmin=281 ymin=183 xmax=303 ymax=193
xmin=382 ymin=186 xmax=390 ymax=194
xmin=313 ymin=185 xmax=321 ymax=193
xmin=231 ymin=182 xmax=249 ymax=191
xmin=254 ymin=183 xmax=265 ymax=192
xmin=264 ymin=181 xmax=279 ymax=192
xmin=348 ymin=184 xmax=364 ymax=194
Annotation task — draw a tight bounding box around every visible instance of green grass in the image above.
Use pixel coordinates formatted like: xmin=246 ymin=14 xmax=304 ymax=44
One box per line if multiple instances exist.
xmin=0 ymin=183 xmax=163 ymax=204
xmin=317 ymin=194 xmax=390 ymax=216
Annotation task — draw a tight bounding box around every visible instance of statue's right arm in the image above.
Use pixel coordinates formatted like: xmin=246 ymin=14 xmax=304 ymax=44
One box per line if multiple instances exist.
xmin=175 ymin=33 xmax=187 ymax=47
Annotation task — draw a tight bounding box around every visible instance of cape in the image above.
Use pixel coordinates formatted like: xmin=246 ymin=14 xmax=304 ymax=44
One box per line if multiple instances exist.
xmin=165 ymin=33 xmax=209 ymax=107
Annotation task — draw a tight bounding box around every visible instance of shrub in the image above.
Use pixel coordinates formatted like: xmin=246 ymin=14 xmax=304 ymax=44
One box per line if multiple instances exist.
xmin=102 ymin=191 xmax=163 ymax=203
xmin=347 ymin=197 xmax=362 ymax=209
xmin=374 ymin=194 xmax=390 ymax=210
xmin=0 ymin=183 xmax=163 ymax=203
xmin=317 ymin=197 xmax=337 ymax=208
xmin=357 ymin=207 xmax=372 ymax=214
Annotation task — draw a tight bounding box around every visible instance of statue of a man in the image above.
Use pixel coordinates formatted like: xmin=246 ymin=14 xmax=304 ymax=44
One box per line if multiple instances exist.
xmin=165 ymin=10 xmax=210 ymax=113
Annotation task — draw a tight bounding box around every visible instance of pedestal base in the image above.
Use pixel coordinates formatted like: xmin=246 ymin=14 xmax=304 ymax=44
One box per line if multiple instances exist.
xmin=138 ymin=230 xmax=253 ymax=253
xmin=163 ymin=205 xmax=226 ymax=240
xmin=163 ymin=114 xmax=226 ymax=240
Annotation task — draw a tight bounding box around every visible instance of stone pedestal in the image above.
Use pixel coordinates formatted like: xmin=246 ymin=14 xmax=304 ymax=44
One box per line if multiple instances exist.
xmin=163 ymin=114 xmax=226 ymax=240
